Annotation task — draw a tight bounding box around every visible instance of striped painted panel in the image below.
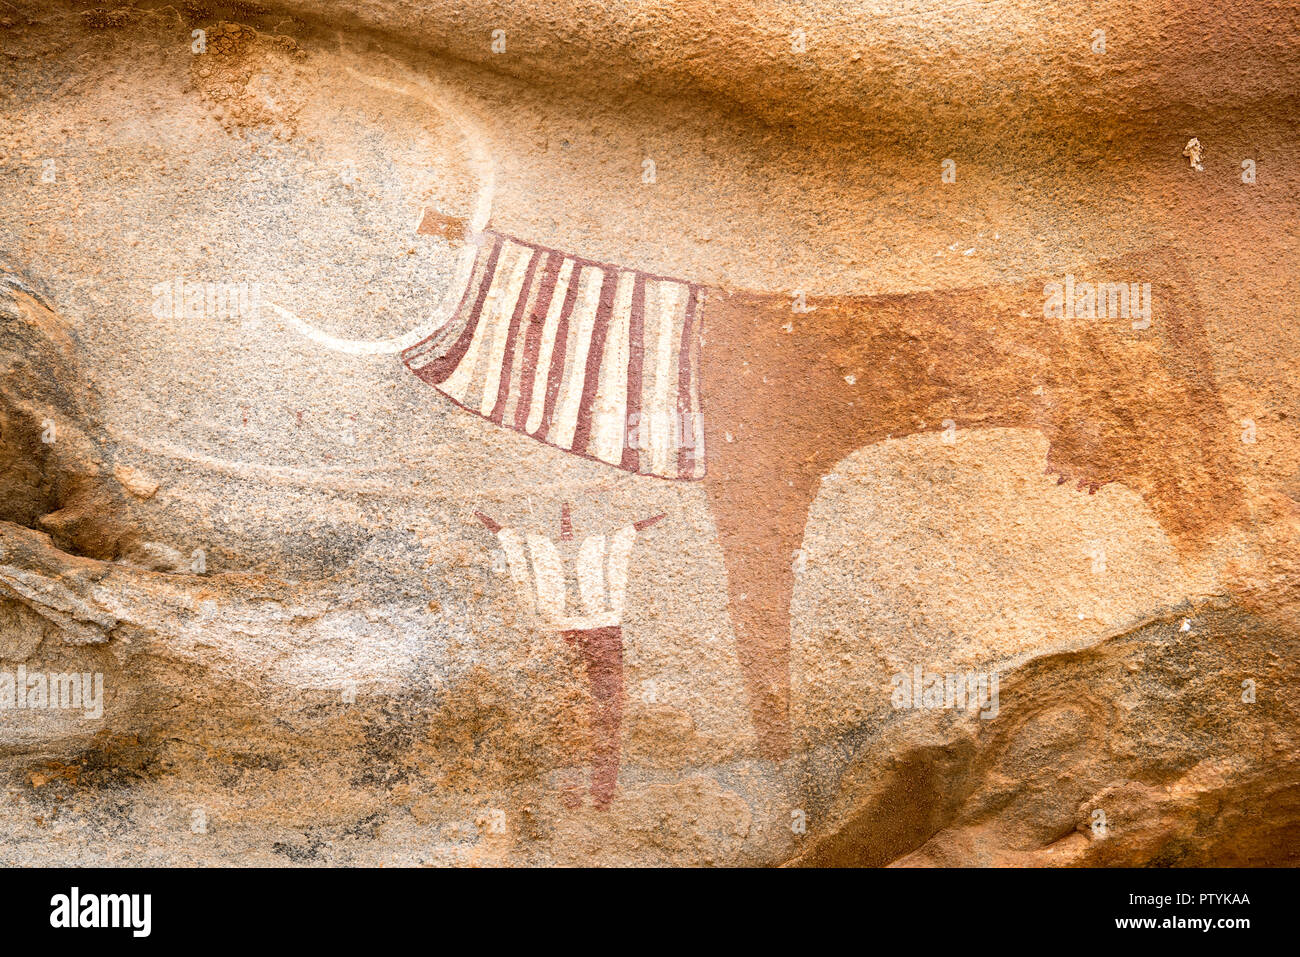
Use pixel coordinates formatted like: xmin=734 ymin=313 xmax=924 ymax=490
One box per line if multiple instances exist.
xmin=403 ymin=230 xmax=706 ymax=481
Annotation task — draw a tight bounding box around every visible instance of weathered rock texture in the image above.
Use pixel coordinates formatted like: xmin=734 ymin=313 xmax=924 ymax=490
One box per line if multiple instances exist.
xmin=0 ymin=0 xmax=1295 ymax=865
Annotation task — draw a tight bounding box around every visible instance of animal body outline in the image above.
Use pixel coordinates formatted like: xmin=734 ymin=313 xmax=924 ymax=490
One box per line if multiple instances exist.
xmin=393 ymin=219 xmax=1245 ymax=758
xmin=271 ymin=68 xmax=1245 ymax=760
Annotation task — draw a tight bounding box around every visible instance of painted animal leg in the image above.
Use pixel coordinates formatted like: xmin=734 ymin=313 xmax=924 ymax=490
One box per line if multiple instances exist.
xmin=699 ymin=292 xmax=898 ymax=759
xmin=698 ymin=256 xmax=1243 ymax=758
xmin=702 ymin=464 xmax=818 ymax=759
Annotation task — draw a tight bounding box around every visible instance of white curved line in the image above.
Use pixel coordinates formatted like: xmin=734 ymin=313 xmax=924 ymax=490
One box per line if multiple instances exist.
xmin=267 ymin=64 xmax=496 ymax=356
xmin=268 ymin=241 xmax=478 ymax=356
xmin=344 ymin=66 xmax=497 ymax=233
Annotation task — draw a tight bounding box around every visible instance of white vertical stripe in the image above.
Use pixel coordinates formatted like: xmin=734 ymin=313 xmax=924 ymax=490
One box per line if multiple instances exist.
xmin=526 ymin=533 xmax=565 ymax=624
xmin=637 ymin=280 xmax=662 ymax=465
xmin=649 ymin=280 xmax=683 ymax=475
xmin=478 ymin=245 xmax=535 ymax=416
xmin=551 ymin=267 xmax=605 ymax=450
xmin=688 ymin=411 xmax=706 ymax=478
xmin=590 ymin=270 xmax=634 ymax=464
xmin=441 ymin=242 xmax=522 ymax=403
xmin=681 ymin=288 xmax=704 ymax=478
xmin=576 ymin=534 xmax=607 ymax=617
xmin=525 ymin=258 xmax=575 ymax=436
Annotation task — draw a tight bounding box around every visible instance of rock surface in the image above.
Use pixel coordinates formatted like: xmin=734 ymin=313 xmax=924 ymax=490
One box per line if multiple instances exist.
xmin=0 ymin=0 xmax=1295 ymax=865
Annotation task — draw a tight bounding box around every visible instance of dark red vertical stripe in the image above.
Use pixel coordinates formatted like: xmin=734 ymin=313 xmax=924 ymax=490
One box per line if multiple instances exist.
xmin=540 ymin=264 xmax=584 ymax=437
xmin=570 ymin=270 xmax=619 ymax=455
xmin=489 ymin=248 xmax=540 ymax=424
xmin=561 ymin=625 xmax=624 ymax=809
xmin=621 ymin=273 xmax=646 ymax=471
xmin=512 ymin=252 xmax=562 ymax=431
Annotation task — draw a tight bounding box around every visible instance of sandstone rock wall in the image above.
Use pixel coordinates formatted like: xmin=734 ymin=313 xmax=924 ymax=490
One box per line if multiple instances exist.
xmin=0 ymin=1 xmax=1294 ymax=865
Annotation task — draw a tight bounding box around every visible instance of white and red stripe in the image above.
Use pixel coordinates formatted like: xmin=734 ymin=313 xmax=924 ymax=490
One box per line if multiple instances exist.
xmin=403 ymin=230 xmax=706 ymax=480
xmin=494 ymin=524 xmax=641 ymax=631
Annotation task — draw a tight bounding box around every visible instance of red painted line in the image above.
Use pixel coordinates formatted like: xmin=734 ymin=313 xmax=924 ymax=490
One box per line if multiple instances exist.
xmin=473 ymin=510 xmax=502 ymax=533
xmin=633 ymin=512 xmax=665 ymax=531
xmin=621 ymin=272 xmax=647 ymax=472
xmin=561 ymin=624 xmax=623 ymax=809
xmin=512 ymin=251 xmax=561 ymax=432
xmin=539 ymin=264 xmax=585 ymax=438
xmin=676 ymin=285 xmax=701 ymax=478
xmin=489 ymin=247 xmax=541 ymax=424
xmin=407 ymin=236 xmax=502 ymax=385
xmin=570 ymin=270 xmax=618 ymax=455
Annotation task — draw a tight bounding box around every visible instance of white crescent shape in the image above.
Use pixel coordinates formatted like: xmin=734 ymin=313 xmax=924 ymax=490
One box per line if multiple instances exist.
xmin=268 ymin=65 xmax=496 ymax=357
